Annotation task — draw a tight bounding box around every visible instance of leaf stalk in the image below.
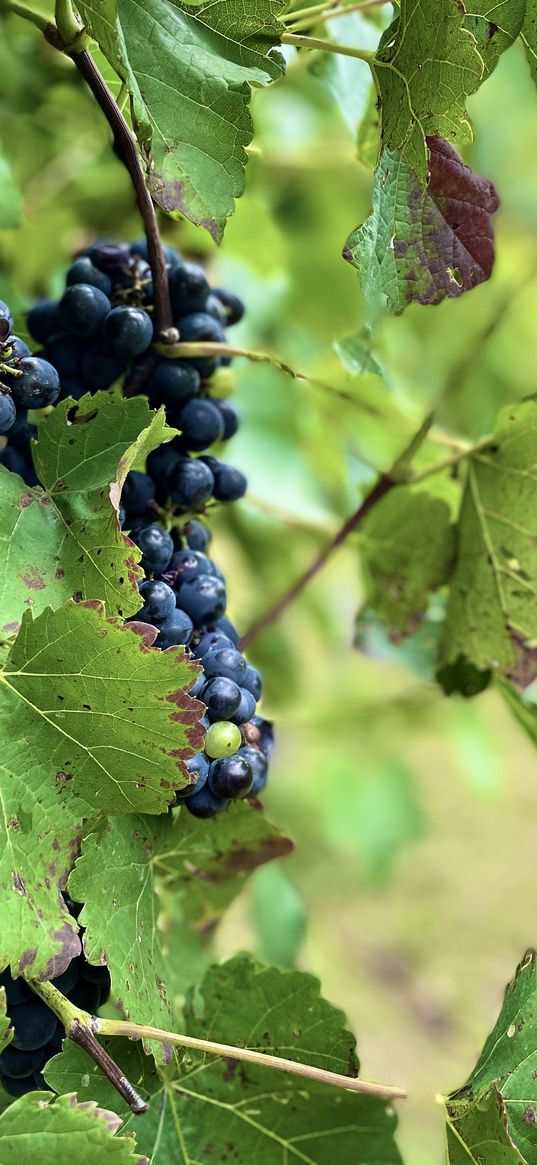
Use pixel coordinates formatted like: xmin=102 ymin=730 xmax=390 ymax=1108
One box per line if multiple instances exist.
xmin=281 ymin=30 xmax=375 ymax=61
xmin=96 ymin=1016 xmax=406 ymax=1100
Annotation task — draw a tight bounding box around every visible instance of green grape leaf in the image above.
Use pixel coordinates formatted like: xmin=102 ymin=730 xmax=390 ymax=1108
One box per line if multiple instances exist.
xmin=155 ymin=801 xmax=294 ymax=930
xmin=47 ymin=956 xmax=403 ymax=1165
xmin=360 ymin=489 xmax=455 ymax=636
xmin=344 ymin=136 xmax=500 ymax=314
xmin=1 ymin=601 xmax=204 ymax=815
xmin=521 ymin=1 xmax=537 ymax=83
xmin=446 ymin=1085 xmax=524 ymax=1164
xmin=0 ymin=988 xmax=13 ymax=1054
xmin=372 ymin=0 xmax=483 ymax=184
xmin=77 ymin=0 xmax=285 ymax=240
xmin=0 ymin=601 xmax=204 ymax=979
xmin=0 ymin=1092 xmax=146 ymax=1165
xmin=68 ymin=804 xmax=291 ymax=1057
xmin=444 ymin=949 xmax=537 ymax=1163
xmin=0 ymin=393 xmax=175 ymax=631
xmin=356 ymin=83 xmax=381 ymax=170
xmin=69 ymin=816 xmax=175 ymax=1063
xmin=441 ymin=402 xmax=537 ymax=677
xmin=464 ymin=1 xmax=526 ymax=77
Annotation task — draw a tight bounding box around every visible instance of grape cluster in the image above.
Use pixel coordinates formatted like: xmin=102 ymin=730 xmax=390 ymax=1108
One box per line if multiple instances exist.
xmin=0 ymin=300 xmax=59 ymax=482
xmin=121 ymin=470 xmax=273 ymax=816
xmin=15 ymin=237 xmax=273 ymax=817
xmin=0 ymin=898 xmax=110 ymax=1098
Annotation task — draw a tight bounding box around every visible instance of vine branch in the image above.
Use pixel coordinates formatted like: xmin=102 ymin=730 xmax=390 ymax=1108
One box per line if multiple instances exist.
xmin=240 ymin=432 xmax=493 ymax=651
xmin=69 ymin=51 xmax=174 ymax=339
xmin=239 ymin=474 xmax=395 ymax=651
xmin=95 ymin=1017 xmax=406 ymax=1101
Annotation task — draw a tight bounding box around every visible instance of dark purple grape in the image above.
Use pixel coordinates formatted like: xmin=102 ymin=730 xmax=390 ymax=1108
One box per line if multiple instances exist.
xmin=213 ymin=287 xmax=245 ymax=326
xmin=67 ymin=257 xmax=112 ymax=296
xmin=168 ymin=457 xmax=214 ymax=510
xmin=58 ymin=284 xmax=111 ymax=337
xmin=0 ymin=392 xmax=16 ymax=434
xmin=137 ymin=579 xmax=176 ymax=623
xmin=102 ymin=306 xmax=153 ymax=359
xmin=133 ymin=524 xmax=174 ymax=574
xmin=155 ymin=607 xmax=194 ymax=649
xmin=27 ymin=300 xmax=61 ymax=345
xmin=177 ymin=574 xmax=226 ymax=626
xmin=11 ymin=357 xmax=60 ymax=409
xmin=185 ymin=785 xmax=229 ymax=818
xmin=201 ymin=675 xmax=241 ymax=721
xmin=208 ymin=754 xmax=253 ymax=799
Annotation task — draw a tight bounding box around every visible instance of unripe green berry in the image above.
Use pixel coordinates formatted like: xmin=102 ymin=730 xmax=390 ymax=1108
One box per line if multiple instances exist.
xmin=206 ymin=366 xmax=236 ymax=399
xmin=204 ymin=720 xmax=242 ymax=759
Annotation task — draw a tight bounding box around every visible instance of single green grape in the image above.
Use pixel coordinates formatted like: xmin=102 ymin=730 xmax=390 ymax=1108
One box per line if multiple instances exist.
xmin=204 ymin=720 xmax=241 ymax=759
xmin=206 ymin=366 xmax=236 ymax=399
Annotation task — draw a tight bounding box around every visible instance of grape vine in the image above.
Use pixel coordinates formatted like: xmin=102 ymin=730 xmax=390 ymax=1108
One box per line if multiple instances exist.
xmin=0 ymin=2 xmax=536 ymax=1164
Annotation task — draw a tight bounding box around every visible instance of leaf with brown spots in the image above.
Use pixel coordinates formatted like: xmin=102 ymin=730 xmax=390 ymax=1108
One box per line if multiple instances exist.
xmin=0 ymin=601 xmax=204 ymax=817
xmin=0 ymin=601 xmax=204 ymax=979
xmin=440 ymin=400 xmax=537 ymax=677
xmin=155 ymin=800 xmax=293 ymax=931
xmin=0 ymin=393 xmax=176 ymax=632
xmin=67 ymin=804 xmax=291 ymax=1062
xmin=77 ymin=0 xmax=285 ymax=240
xmin=344 ymin=136 xmax=499 ymax=314
xmin=445 ymin=949 xmax=537 ymax=1162
xmin=45 ymin=956 xmax=403 ymax=1165
xmin=0 ymin=1091 xmax=147 ymax=1163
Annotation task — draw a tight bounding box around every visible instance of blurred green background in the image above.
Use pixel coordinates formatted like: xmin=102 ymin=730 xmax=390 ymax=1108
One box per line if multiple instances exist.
xmin=1 ymin=14 xmax=537 ymax=1162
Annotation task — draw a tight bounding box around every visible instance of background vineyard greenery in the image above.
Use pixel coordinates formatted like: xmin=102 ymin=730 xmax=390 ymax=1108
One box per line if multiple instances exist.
xmin=2 ymin=8 xmax=537 ymax=1164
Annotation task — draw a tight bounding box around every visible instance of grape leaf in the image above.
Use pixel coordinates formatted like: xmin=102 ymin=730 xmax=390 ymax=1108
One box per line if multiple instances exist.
xmin=155 ymin=800 xmax=294 ymax=930
xmin=0 ymin=1092 xmax=146 ymax=1164
xmin=77 ymin=0 xmax=285 ymax=240
xmin=47 ymin=956 xmax=403 ymax=1165
xmin=0 ymin=601 xmax=204 ymax=816
xmin=464 ymin=1 xmax=526 ymax=76
xmin=371 ymin=0 xmax=483 ymax=184
xmin=0 ymin=394 xmax=175 ymax=631
xmin=446 ymin=1085 xmax=524 ymax=1164
xmin=521 ymin=0 xmax=537 ymax=83
xmin=441 ymin=401 xmax=537 ymax=676
xmin=0 ymin=989 xmax=13 ymax=1055
xmin=360 ymin=489 xmax=455 ymax=635
xmin=344 ymin=136 xmax=500 ymax=314
xmin=0 ymin=601 xmax=204 ymax=980
xmin=69 ymin=816 xmax=176 ymax=1063
xmin=356 ymin=83 xmax=381 ymax=170
xmin=67 ymin=804 xmax=291 ymax=1057
xmin=444 ymin=950 xmax=537 ymax=1163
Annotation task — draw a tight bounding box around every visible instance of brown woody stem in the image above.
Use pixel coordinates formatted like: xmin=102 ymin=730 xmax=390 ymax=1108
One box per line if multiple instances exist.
xmin=70 ymin=50 xmax=174 ymax=339
xmin=28 ymin=979 xmax=147 ymax=1115
xmin=239 ymin=474 xmax=395 ymax=651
